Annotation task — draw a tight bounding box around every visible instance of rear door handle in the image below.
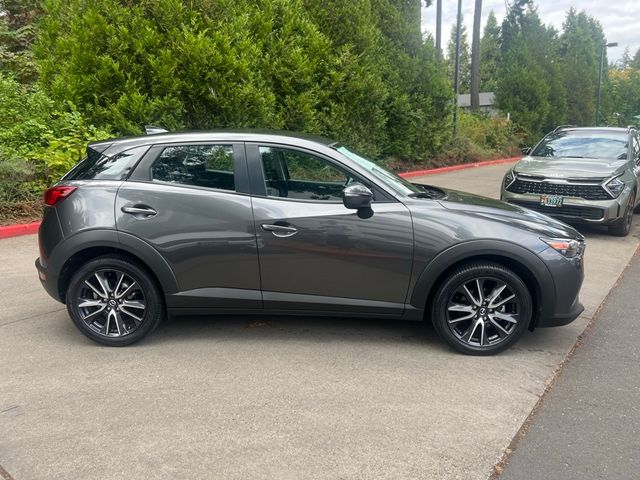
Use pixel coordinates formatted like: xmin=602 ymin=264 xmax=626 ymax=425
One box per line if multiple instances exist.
xmin=261 ymin=223 xmax=298 ymax=238
xmin=121 ymin=205 xmax=157 ymax=217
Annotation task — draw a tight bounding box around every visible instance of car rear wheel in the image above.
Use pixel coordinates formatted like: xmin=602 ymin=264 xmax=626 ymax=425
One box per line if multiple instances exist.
xmin=431 ymin=261 xmax=532 ymax=355
xmin=608 ymin=191 xmax=634 ymax=237
xmin=66 ymin=255 xmax=164 ymax=346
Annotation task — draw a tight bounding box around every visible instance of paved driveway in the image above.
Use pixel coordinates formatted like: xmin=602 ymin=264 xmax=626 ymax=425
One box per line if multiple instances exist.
xmin=1 ymin=163 xmax=638 ymax=480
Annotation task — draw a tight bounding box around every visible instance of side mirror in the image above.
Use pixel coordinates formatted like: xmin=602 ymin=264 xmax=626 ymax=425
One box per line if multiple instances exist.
xmin=343 ymin=183 xmax=373 ymax=210
xmin=521 ymin=146 xmax=532 ymax=155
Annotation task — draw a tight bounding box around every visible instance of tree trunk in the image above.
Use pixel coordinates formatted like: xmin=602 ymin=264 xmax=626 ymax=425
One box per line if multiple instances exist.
xmin=470 ymin=0 xmax=482 ymax=111
xmin=435 ymin=0 xmax=442 ymax=60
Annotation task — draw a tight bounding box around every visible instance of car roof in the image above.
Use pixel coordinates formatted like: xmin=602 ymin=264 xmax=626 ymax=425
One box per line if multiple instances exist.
xmin=89 ymin=129 xmax=337 ymax=151
xmin=555 ymin=127 xmax=633 ymax=135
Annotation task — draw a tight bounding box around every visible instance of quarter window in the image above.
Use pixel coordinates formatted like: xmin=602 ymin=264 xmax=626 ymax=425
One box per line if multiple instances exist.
xmin=259 ymin=146 xmax=356 ymax=201
xmin=152 ymin=145 xmax=235 ymax=191
xmin=65 ymin=145 xmax=149 ymax=181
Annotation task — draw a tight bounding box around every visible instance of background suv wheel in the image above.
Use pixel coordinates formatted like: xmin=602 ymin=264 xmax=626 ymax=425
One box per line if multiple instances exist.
xmin=431 ymin=261 xmax=532 ymax=355
xmin=66 ymin=255 xmax=164 ymax=346
xmin=608 ymin=191 xmax=635 ymax=237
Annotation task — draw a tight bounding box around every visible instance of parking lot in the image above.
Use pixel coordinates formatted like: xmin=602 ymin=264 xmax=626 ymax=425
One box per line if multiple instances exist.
xmin=1 ymin=162 xmax=639 ymax=480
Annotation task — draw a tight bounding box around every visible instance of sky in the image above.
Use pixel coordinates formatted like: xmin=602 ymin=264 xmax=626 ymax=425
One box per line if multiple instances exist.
xmin=420 ymin=0 xmax=639 ymax=63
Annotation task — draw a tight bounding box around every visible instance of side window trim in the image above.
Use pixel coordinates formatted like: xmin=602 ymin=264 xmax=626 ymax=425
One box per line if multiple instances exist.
xmin=128 ymin=142 xmax=250 ymax=195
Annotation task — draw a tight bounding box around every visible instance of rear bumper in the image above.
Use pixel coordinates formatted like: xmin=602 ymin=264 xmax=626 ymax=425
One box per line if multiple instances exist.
xmin=35 ymin=257 xmax=62 ymax=303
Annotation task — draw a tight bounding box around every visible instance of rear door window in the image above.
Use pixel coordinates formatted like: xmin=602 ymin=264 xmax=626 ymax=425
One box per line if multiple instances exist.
xmin=151 ymin=145 xmax=235 ymax=191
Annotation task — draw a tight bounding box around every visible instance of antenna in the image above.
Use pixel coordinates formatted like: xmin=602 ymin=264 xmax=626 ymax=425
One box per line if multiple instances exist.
xmin=144 ymin=125 xmax=168 ymax=135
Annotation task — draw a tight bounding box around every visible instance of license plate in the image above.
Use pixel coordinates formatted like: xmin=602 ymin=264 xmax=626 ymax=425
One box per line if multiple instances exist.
xmin=540 ymin=195 xmax=563 ymax=207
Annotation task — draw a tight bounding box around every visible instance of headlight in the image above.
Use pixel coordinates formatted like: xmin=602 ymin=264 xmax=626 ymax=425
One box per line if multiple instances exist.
xmin=604 ymin=176 xmax=625 ymax=198
xmin=541 ymin=238 xmax=583 ymax=258
xmin=503 ymin=169 xmax=516 ymax=189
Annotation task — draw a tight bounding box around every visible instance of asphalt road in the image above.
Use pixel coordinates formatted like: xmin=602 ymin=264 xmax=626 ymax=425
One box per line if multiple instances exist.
xmin=1 ymin=163 xmax=639 ymax=480
xmin=500 ymin=251 xmax=640 ymax=480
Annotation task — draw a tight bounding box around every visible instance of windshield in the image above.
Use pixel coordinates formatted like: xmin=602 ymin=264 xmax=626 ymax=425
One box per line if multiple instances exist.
xmin=531 ymin=130 xmax=628 ymax=160
xmin=335 ymin=146 xmax=421 ymax=195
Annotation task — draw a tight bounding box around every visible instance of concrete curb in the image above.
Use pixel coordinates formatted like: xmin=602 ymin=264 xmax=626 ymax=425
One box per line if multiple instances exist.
xmin=0 ymin=221 xmax=40 ymax=240
xmin=0 ymin=156 xmax=520 ymax=239
xmin=398 ymin=156 xmax=521 ymax=179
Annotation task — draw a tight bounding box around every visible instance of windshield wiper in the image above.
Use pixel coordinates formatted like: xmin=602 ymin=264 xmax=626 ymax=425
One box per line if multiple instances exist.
xmin=408 ymin=192 xmax=435 ymax=198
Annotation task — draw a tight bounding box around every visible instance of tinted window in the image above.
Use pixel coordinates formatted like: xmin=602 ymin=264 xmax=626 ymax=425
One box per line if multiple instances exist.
xmin=531 ymin=130 xmax=628 ymax=160
xmin=152 ymin=145 xmax=235 ymax=191
xmin=260 ymin=147 xmax=355 ymax=201
xmin=65 ymin=145 xmax=149 ymax=181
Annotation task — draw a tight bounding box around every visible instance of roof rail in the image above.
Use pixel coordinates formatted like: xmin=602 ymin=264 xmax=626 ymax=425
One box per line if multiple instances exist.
xmin=552 ymin=125 xmax=576 ymax=133
xmin=144 ymin=125 xmax=168 ymax=135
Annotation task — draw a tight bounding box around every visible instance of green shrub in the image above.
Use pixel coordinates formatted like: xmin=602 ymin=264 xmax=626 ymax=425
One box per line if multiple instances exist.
xmin=0 ymin=74 xmax=111 ymax=203
xmin=35 ymin=0 xmax=452 ymax=161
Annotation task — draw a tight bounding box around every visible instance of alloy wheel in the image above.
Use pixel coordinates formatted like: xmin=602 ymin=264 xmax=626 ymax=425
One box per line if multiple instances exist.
xmin=76 ymin=269 xmax=146 ymax=337
xmin=445 ymin=276 xmax=521 ymax=348
xmin=625 ymin=195 xmax=634 ymax=228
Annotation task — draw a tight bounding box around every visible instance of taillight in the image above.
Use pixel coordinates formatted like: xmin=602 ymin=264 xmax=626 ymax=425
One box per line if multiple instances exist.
xmin=44 ymin=186 xmax=77 ymax=206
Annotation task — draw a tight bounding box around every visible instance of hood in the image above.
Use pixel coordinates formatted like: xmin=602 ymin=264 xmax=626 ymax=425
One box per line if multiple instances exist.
xmin=433 ymin=187 xmax=583 ymax=240
xmin=514 ymin=155 xmax=626 ymax=180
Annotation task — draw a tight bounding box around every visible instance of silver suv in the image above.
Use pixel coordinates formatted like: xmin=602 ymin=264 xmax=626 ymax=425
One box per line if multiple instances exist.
xmin=501 ymin=126 xmax=640 ymax=236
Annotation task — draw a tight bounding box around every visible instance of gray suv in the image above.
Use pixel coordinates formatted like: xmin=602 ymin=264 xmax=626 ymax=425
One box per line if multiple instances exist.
xmin=36 ymin=131 xmax=585 ymax=355
xmin=501 ymin=126 xmax=640 ymax=236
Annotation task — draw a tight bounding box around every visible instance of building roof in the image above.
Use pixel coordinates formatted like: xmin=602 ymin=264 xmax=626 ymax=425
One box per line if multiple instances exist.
xmin=457 ymin=92 xmax=495 ymax=108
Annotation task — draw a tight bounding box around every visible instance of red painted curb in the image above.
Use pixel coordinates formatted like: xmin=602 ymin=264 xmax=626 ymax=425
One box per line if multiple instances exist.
xmin=398 ymin=156 xmax=521 ymax=179
xmin=0 ymin=221 xmax=40 ymax=239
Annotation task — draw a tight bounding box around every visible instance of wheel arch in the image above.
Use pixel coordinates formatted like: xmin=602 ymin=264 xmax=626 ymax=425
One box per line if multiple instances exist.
xmin=411 ymin=241 xmax=555 ymax=330
xmin=50 ymin=229 xmax=179 ymax=303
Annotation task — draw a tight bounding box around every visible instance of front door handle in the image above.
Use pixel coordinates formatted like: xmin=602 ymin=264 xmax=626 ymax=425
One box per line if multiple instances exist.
xmin=261 ymin=223 xmax=298 ymax=238
xmin=121 ymin=205 xmax=157 ymax=217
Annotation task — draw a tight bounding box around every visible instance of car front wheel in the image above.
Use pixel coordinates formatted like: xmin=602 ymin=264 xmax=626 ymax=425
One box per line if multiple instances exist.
xmin=431 ymin=261 xmax=532 ymax=355
xmin=66 ymin=255 xmax=164 ymax=346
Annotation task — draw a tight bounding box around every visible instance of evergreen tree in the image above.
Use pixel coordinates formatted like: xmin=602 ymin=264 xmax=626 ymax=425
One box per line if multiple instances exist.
xmin=606 ymin=68 xmax=640 ymax=127
xmin=631 ymin=47 xmax=640 ymax=69
xmin=479 ymin=10 xmax=500 ymax=92
xmin=500 ymin=0 xmax=532 ymax=53
xmin=619 ymin=47 xmax=631 ymax=69
xmin=560 ymin=8 xmax=604 ymax=126
xmin=0 ymin=0 xmax=41 ymax=83
xmin=495 ymin=1 xmax=568 ymax=140
xmin=446 ymin=16 xmax=470 ymax=94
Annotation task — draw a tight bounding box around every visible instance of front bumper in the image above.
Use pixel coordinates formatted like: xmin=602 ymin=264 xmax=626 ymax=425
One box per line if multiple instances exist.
xmin=536 ymin=296 xmax=584 ymax=327
xmin=530 ymin=244 xmax=585 ymax=329
xmin=501 ymin=190 xmax=628 ymax=225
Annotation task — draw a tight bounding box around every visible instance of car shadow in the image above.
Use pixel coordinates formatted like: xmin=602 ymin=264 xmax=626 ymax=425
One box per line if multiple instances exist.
xmin=143 ymin=313 xmax=449 ymax=351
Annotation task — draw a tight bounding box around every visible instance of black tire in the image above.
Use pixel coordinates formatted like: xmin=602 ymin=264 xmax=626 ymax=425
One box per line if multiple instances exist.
xmin=608 ymin=191 xmax=635 ymax=237
xmin=66 ymin=255 xmax=164 ymax=346
xmin=430 ymin=261 xmax=532 ymax=356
